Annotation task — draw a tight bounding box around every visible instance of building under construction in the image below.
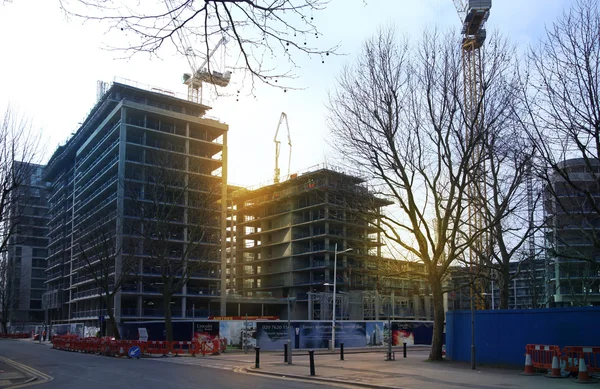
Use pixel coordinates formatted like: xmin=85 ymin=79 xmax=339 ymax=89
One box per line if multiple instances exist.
xmin=227 ymin=167 xmax=434 ymax=320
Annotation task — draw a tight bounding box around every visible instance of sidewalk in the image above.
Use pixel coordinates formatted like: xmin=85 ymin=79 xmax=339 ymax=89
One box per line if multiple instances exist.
xmin=0 ymin=356 xmax=36 ymax=388
xmin=241 ymin=349 xmax=595 ymax=389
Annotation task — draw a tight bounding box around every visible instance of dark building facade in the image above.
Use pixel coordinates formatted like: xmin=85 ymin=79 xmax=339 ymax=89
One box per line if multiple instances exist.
xmin=544 ymin=158 xmax=600 ymax=306
xmin=229 ymin=168 xmax=432 ymax=320
xmin=6 ymin=162 xmax=50 ymax=323
xmin=42 ymin=81 xmax=228 ymax=325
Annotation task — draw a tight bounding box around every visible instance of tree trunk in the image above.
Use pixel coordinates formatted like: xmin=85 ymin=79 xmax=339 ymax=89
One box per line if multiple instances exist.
xmin=0 ymin=320 xmax=7 ymax=334
xmin=164 ymin=291 xmax=173 ymax=342
xmin=499 ymin=267 xmax=510 ymax=309
xmin=428 ymin=276 xmax=445 ymax=361
xmin=105 ymin=294 xmax=121 ymax=340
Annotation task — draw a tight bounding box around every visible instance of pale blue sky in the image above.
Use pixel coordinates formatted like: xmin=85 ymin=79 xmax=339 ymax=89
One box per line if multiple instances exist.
xmin=0 ymin=0 xmax=568 ymax=186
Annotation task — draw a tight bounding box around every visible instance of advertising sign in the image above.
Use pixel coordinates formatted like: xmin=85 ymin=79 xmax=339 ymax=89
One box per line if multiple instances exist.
xmin=219 ymin=321 xmax=256 ymax=350
xmin=138 ymin=328 xmax=148 ymax=341
xmin=392 ymin=322 xmax=415 ymax=346
xmin=335 ymin=321 xmax=367 ymax=348
xmin=193 ymin=321 xmax=220 ymax=341
xmin=256 ymin=322 xmax=291 ymax=350
xmin=365 ymin=321 xmax=385 ymax=347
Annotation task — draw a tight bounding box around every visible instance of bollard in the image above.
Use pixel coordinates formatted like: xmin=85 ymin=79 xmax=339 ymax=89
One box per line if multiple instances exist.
xmin=403 ymin=342 xmax=407 ymax=358
xmin=340 ymin=342 xmax=344 ymax=361
xmin=255 ymin=347 xmax=260 ymax=369
xmin=284 ymin=343 xmax=288 ymax=363
xmin=308 ymin=350 xmax=316 ymax=376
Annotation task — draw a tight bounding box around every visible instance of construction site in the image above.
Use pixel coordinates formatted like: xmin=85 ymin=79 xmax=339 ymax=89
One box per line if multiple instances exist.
xmin=29 ymin=0 xmax=496 ymax=328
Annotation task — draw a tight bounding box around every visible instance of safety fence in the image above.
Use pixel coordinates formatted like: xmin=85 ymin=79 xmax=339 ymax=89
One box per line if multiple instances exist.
xmin=562 ymin=346 xmax=600 ymax=375
xmin=51 ymin=335 xmax=227 ymax=358
xmin=524 ymin=343 xmax=600 ymax=381
xmin=525 ymin=344 xmax=561 ymax=370
xmin=0 ymin=333 xmax=30 ymax=339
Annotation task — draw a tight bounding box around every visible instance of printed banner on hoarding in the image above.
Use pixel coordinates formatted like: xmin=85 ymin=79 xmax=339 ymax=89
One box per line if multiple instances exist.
xmin=193 ymin=321 xmax=220 ymax=341
xmin=220 ymin=321 xmax=256 ymax=349
xmin=392 ymin=322 xmax=415 ymax=346
xmin=336 ymin=321 xmax=367 ymax=348
xmin=256 ymin=322 xmax=291 ymax=350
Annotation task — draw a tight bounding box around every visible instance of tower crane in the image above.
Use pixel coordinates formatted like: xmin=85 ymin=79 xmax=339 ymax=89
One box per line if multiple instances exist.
xmin=165 ymin=0 xmax=231 ymax=103
xmin=453 ymin=0 xmax=491 ymax=126
xmin=273 ymin=113 xmax=291 ymax=184
xmin=452 ymin=0 xmax=492 ymax=310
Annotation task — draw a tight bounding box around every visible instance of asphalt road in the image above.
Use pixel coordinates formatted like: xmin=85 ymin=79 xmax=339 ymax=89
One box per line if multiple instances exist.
xmin=0 ymin=340 xmax=340 ymax=389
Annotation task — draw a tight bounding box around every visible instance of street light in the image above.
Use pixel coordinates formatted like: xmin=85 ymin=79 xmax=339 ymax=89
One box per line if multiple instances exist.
xmin=328 ymin=243 xmax=352 ymax=350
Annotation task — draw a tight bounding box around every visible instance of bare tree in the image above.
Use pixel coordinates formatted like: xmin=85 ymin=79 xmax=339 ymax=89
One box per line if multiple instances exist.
xmin=125 ymin=151 xmax=221 ymax=341
xmin=520 ymin=0 xmax=600 ymax=306
xmin=327 ymin=27 xmax=519 ymax=360
xmin=58 ymin=0 xmax=338 ymax=91
xmin=74 ymin=215 xmax=139 ymax=339
xmin=0 ymin=255 xmax=16 ymax=333
xmin=478 ymin=128 xmax=540 ymax=308
xmin=0 ymin=107 xmax=39 ymax=333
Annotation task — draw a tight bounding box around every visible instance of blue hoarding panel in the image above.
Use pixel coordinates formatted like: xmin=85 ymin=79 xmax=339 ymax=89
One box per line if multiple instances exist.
xmin=446 ymin=307 xmax=600 ymax=366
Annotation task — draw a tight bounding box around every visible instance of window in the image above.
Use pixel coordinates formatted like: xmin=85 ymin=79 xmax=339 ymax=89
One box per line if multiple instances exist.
xmin=32 ymin=269 xmax=46 ymax=278
xmin=29 ymin=301 xmax=42 ymax=309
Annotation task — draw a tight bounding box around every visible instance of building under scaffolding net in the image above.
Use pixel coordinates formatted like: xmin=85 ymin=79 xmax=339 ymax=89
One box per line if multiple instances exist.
xmin=226 ymin=166 xmax=435 ymax=320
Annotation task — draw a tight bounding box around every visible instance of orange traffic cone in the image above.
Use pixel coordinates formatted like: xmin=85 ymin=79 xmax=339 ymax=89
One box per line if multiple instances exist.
xmin=546 ymin=355 xmax=562 ymax=378
xmin=523 ymin=353 xmax=535 ymax=375
xmin=577 ymin=357 xmax=591 ymax=383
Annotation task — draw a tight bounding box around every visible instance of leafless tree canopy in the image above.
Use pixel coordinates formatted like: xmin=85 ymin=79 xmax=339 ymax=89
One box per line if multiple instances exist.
xmin=75 ymin=216 xmax=139 ymax=339
xmin=59 ymin=0 xmax=338 ymax=90
xmin=124 ymin=151 xmax=222 ymax=341
xmin=522 ymin=0 xmax=600 ymax=305
xmin=0 ymin=107 xmax=39 ymax=333
xmin=327 ymin=27 xmax=523 ymax=360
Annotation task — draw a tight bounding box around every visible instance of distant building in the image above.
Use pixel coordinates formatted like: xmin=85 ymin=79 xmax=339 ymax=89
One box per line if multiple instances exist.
xmin=447 ymin=260 xmax=546 ymax=311
xmin=544 ymin=158 xmax=600 ymax=306
xmin=229 ymin=167 xmax=433 ymax=320
xmin=6 ymin=162 xmax=50 ymax=323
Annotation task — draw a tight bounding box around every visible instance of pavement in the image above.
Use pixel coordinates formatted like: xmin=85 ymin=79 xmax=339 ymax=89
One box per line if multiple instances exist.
xmin=0 ymin=356 xmax=39 ymax=388
xmin=8 ymin=340 xmax=599 ymax=389
xmin=237 ymin=347 xmax=597 ymax=389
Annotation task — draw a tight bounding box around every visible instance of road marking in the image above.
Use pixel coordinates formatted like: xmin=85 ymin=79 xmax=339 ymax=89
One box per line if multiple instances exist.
xmin=144 ymin=358 xmax=235 ymax=370
xmin=0 ymin=356 xmax=53 ymax=388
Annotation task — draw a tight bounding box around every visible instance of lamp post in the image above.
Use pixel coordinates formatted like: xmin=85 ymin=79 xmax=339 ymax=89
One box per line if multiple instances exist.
xmin=330 ymin=243 xmax=352 ymax=350
xmin=191 ymin=303 xmax=195 ymax=341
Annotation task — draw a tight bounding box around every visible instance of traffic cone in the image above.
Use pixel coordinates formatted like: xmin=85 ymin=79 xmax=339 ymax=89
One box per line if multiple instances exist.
xmin=523 ymin=353 xmax=535 ymax=375
xmin=546 ymin=355 xmax=562 ymax=378
xmin=577 ymin=357 xmax=591 ymax=383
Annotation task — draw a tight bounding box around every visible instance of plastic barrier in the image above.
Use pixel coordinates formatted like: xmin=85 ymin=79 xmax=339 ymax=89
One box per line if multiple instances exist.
xmin=0 ymin=333 xmax=30 ymax=339
xmin=50 ymin=338 xmax=226 ymax=359
xmin=562 ymin=346 xmax=600 ymax=374
xmin=525 ymin=344 xmax=561 ymax=370
xmin=146 ymin=341 xmax=170 ymax=356
xmin=171 ymin=341 xmax=186 ymax=356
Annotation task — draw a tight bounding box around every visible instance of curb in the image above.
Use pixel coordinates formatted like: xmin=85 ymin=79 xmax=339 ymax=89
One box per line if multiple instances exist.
xmin=241 ymin=365 xmax=404 ymax=389
xmin=0 ymin=356 xmax=53 ymax=388
xmin=0 ymin=376 xmax=37 ymax=389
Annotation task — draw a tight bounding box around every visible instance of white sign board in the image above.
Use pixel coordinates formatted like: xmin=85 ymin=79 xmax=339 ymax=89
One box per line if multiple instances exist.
xmin=138 ymin=328 xmax=148 ymax=342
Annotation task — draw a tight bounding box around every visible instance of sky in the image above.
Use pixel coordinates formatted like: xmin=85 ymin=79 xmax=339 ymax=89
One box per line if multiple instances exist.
xmin=0 ymin=0 xmax=569 ymax=187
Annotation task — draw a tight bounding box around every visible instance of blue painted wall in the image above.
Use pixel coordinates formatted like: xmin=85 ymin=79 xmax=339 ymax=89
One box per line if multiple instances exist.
xmin=446 ymin=307 xmax=600 ymax=366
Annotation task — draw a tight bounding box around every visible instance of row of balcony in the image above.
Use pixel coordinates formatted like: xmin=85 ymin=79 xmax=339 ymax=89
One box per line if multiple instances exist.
xmin=76 ymin=122 xmax=120 ymax=171
xmin=75 ymin=154 xmax=118 ymax=200
xmin=70 ymin=285 xmax=220 ymax=300
xmin=72 ymin=308 xmax=220 ymax=319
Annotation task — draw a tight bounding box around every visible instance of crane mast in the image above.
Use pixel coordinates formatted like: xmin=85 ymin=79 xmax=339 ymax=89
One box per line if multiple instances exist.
xmin=453 ymin=0 xmax=492 ymax=310
xmin=273 ymin=113 xmax=292 ymax=184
